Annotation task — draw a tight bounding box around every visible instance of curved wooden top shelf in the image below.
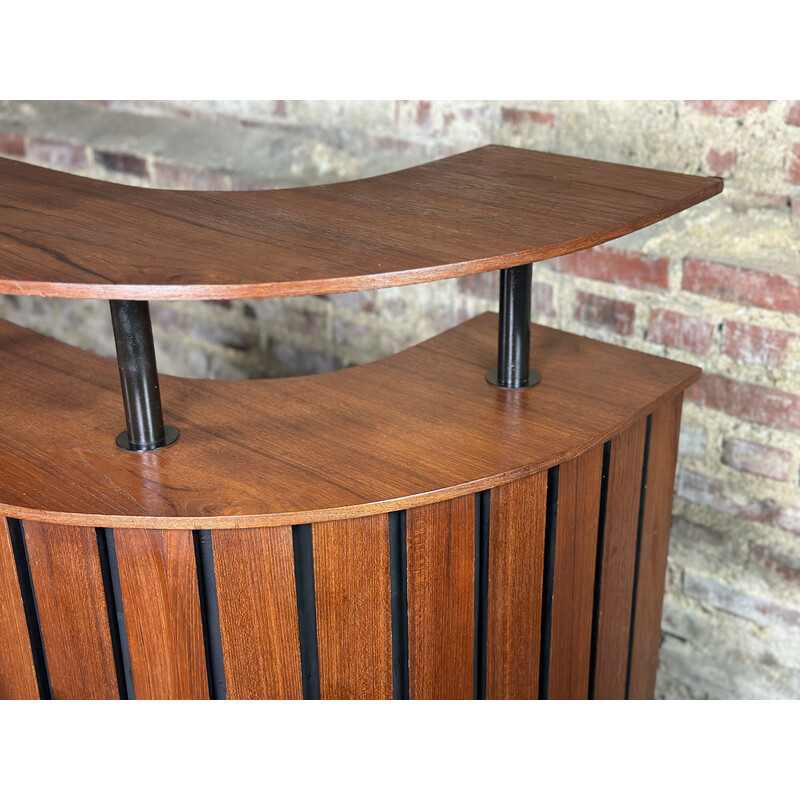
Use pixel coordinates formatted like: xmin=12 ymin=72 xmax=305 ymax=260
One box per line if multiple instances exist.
xmin=0 ymin=145 xmax=721 ymax=300
xmin=0 ymin=313 xmax=699 ymax=529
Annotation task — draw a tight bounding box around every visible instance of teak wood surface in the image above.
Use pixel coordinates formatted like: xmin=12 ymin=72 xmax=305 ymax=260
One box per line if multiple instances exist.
xmin=114 ymin=528 xmax=208 ymax=700
xmin=23 ymin=522 xmax=119 ymax=699
xmin=406 ymin=496 xmax=475 ymax=699
xmin=213 ymin=526 xmax=303 ymax=699
xmin=0 ymin=313 xmax=699 ymax=529
xmin=0 ymin=145 xmax=721 ymax=300
xmin=593 ymin=418 xmax=648 ymax=700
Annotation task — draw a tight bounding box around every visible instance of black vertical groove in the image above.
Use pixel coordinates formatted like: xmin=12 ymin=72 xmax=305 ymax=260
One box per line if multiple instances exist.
xmin=95 ymin=528 xmax=134 ymax=699
xmin=626 ymin=414 xmax=652 ymax=698
xmin=292 ymin=524 xmax=321 ymax=700
xmin=389 ymin=511 xmax=409 ymax=700
xmin=539 ymin=466 xmax=559 ymax=700
xmin=473 ymin=489 xmax=491 ymax=700
xmin=7 ymin=519 xmax=51 ymax=699
xmin=193 ymin=530 xmax=227 ymax=700
xmin=588 ymin=440 xmax=612 ymax=700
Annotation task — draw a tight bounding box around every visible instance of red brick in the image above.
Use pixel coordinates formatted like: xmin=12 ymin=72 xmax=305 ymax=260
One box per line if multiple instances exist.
xmin=685 ymin=100 xmax=768 ymax=117
xmin=726 ymin=193 xmax=789 ymax=213
xmin=416 ymin=101 xmax=431 ymax=126
xmin=721 ymin=438 xmax=792 ymax=481
xmin=574 ymin=291 xmax=635 ymax=335
xmin=555 ymin=246 xmax=670 ymax=291
xmin=706 ymin=148 xmax=737 ymax=177
xmin=721 ymin=321 xmax=794 ymax=367
xmin=229 ymin=176 xmax=278 ymax=190
xmin=153 ymin=162 xmax=231 ymax=190
xmin=683 ymin=259 xmax=800 ymax=315
xmin=686 ymin=373 xmax=800 ymax=434
xmin=28 ymin=138 xmax=88 ymax=169
xmin=647 ymin=308 xmax=714 ymax=354
xmin=94 ymin=150 xmax=149 ymax=177
xmin=532 ymin=281 xmax=555 ymax=318
xmin=0 ymin=132 xmax=25 ymax=156
xmin=501 ymin=107 xmax=555 ymax=132
xmin=777 ymin=508 xmax=800 ymax=535
xmin=671 ymin=515 xmax=730 ymax=549
xmin=750 ymin=543 xmax=800 ymax=588
xmin=457 ymin=271 xmax=498 ymax=300
xmin=786 ymin=101 xmax=800 ymax=126
xmin=374 ymin=136 xmax=414 ymax=153
xmin=676 ymin=469 xmax=781 ymax=525
xmin=788 ymin=143 xmax=800 ymax=184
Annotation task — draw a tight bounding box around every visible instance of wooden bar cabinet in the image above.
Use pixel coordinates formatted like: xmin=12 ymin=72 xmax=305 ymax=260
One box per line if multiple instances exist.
xmin=0 ymin=145 xmax=721 ymax=699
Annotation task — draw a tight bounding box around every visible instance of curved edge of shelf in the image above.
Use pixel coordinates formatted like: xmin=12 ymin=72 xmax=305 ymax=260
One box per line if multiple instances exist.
xmin=0 ymin=145 xmax=722 ymax=300
xmin=0 ymin=313 xmax=700 ymax=529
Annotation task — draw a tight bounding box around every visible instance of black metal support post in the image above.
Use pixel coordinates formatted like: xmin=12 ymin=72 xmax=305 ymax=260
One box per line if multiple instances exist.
xmin=486 ymin=263 xmax=541 ymax=389
xmin=109 ymin=299 xmax=179 ymax=452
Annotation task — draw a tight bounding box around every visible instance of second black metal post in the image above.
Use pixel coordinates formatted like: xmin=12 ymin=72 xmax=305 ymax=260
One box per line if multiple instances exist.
xmin=109 ymin=299 xmax=178 ymax=452
xmin=486 ymin=262 xmax=540 ymax=389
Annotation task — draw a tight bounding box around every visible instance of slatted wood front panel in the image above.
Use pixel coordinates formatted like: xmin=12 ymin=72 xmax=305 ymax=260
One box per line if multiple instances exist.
xmin=0 ymin=518 xmax=38 ymax=699
xmin=593 ymin=418 xmax=648 ymax=700
xmin=313 ymin=515 xmax=393 ymax=700
xmin=628 ymin=395 xmax=683 ymax=699
xmin=24 ymin=522 xmax=119 ymax=699
xmin=213 ymin=526 xmax=303 ymax=700
xmin=486 ymin=472 xmax=548 ymax=700
xmin=407 ymin=496 xmax=475 ymax=699
xmin=549 ymin=447 xmax=604 ymax=699
xmin=3 ymin=402 xmax=684 ymax=700
xmin=114 ymin=528 xmax=208 ymax=700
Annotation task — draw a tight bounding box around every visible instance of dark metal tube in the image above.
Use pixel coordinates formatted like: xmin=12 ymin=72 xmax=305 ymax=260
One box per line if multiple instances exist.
xmin=486 ymin=263 xmax=540 ymax=389
xmin=497 ymin=263 xmax=532 ymax=387
xmin=109 ymin=299 xmax=178 ymax=451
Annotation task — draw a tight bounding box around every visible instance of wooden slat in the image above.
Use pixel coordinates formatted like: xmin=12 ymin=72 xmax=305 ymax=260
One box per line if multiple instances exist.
xmin=24 ymin=522 xmax=118 ymax=699
xmin=486 ymin=472 xmax=547 ymax=700
xmin=313 ymin=515 xmax=392 ymax=699
xmin=628 ymin=394 xmax=683 ymax=699
xmin=407 ymin=496 xmax=474 ymax=699
xmin=0 ymin=518 xmax=38 ymax=699
xmin=549 ymin=446 xmax=603 ymax=699
xmin=212 ymin=526 xmax=302 ymax=700
xmin=114 ymin=528 xmax=207 ymax=700
xmin=593 ymin=418 xmax=648 ymax=700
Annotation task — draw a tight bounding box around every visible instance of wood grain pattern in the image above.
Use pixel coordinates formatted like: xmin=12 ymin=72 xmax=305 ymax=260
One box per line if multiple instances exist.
xmin=593 ymin=418 xmax=648 ymax=700
xmin=313 ymin=515 xmax=393 ymax=699
xmin=486 ymin=471 xmax=547 ymax=699
xmin=0 ymin=314 xmax=700 ymax=530
xmin=113 ymin=528 xmax=207 ymax=699
xmin=0 ymin=517 xmax=39 ymax=698
xmin=628 ymin=394 xmax=683 ymax=699
xmin=406 ymin=496 xmax=474 ymax=699
xmin=23 ymin=521 xmax=118 ymax=699
xmin=0 ymin=146 xmax=721 ymax=300
xmin=548 ymin=446 xmax=603 ymax=700
xmin=212 ymin=526 xmax=302 ymax=700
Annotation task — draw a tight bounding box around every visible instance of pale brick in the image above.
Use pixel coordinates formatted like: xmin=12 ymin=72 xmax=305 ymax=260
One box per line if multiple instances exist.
xmin=647 ymin=308 xmax=714 ymax=354
xmin=555 ymin=246 xmax=670 ymax=291
xmin=686 ymin=373 xmax=800 ymax=434
xmin=573 ymin=291 xmax=635 ymax=335
xmin=722 ymin=438 xmax=792 ymax=481
xmin=683 ymin=259 xmax=800 ymax=315
xmin=721 ymin=321 xmax=794 ymax=367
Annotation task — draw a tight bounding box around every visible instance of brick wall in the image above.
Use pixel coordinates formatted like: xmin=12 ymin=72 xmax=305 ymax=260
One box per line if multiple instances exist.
xmin=1 ymin=99 xmax=798 ymax=698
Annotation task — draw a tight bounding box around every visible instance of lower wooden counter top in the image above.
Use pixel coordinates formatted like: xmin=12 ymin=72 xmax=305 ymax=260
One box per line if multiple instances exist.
xmin=0 ymin=312 xmax=699 ymax=529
